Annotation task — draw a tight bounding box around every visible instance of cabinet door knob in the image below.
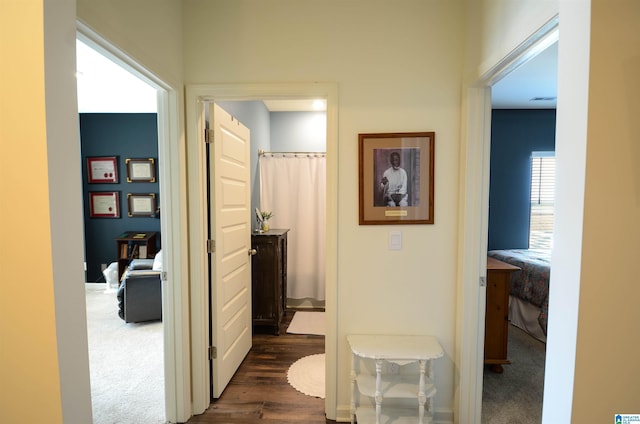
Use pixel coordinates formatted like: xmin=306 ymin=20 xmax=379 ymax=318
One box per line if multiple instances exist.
xmin=248 ymin=248 xmax=257 ymax=256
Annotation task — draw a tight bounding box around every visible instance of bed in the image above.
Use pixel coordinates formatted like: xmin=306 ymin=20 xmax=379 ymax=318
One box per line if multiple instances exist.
xmin=487 ymin=249 xmax=551 ymax=342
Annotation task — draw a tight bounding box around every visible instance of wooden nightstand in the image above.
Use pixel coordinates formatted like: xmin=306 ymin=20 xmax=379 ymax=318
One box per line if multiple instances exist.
xmin=484 ymin=256 xmax=520 ymax=373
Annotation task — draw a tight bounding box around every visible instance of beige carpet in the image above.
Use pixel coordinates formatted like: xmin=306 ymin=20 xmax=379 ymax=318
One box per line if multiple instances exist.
xmin=286 ymin=311 xmax=325 ymax=335
xmin=287 ymin=353 xmax=326 ymax=399
xmin=85 ymin=283 xmax=165 ymax=424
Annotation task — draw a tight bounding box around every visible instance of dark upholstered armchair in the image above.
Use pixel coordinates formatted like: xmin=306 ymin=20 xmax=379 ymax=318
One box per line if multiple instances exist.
xmin=117 ymin=252 xmax=162 ymax=323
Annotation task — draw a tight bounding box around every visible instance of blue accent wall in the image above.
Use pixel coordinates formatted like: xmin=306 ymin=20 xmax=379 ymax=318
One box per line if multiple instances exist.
xmin=270 ymin=111 xmax=326 ymax=152
xmin=80 ymin=113 xmax=160 ymax=282
xmin=488 ymin=109 xmax=556 ymax=250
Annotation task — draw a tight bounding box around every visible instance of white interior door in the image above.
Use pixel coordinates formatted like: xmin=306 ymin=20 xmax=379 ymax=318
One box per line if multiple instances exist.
xmin=208 ymin=103 xmax=252 ymax=398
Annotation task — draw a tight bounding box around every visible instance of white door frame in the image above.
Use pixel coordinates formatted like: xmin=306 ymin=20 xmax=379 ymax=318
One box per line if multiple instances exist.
xmin=76 ymin=22 xmax=191 ymax=423
xmin=455 ymin=16 xmax=558 ymax=423
xmin=185 ymin=83 xmax=339 ymax=419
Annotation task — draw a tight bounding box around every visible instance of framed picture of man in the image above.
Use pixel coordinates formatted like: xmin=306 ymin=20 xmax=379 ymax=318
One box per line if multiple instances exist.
xmin=359 ymin=132 xmax=434 ymax=225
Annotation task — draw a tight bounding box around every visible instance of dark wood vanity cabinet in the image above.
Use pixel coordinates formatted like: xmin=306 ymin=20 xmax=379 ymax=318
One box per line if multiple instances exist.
xmin=251 ymin=229 xmax=289 ymax=334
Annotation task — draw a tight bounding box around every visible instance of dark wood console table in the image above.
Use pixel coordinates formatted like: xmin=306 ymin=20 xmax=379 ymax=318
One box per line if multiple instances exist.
xmin=251 ymin=229 xmax=289 ymax=334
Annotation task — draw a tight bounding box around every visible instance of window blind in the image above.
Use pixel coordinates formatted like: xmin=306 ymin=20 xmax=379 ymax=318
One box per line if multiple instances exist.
xmin=530 ymin=155 xmax=555 ymax=205
xmin=530 ymin=153 xmax=555 ymax=250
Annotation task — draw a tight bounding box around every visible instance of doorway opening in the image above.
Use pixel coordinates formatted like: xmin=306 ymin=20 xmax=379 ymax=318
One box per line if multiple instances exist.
xmin=76 ymin=36 xmax=164 ymax=423
xmin=455 ymin=16 xmax=558 ymax=424
xmin=481 ymin=40 xmax=557 ymax=423
xmin=205 ymin=99 xmax=327 ymax=396
xmin=185 ymin=83 xmax=339 ymax=420
xmin=76 ymin=23 xmax=187 ymax=423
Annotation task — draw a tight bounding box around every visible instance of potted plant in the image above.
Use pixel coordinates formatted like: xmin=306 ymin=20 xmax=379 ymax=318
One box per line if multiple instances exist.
xmin=260 ymin=210 xmax=274 ymax=231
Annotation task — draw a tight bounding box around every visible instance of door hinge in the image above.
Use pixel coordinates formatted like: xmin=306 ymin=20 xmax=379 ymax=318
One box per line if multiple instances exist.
xmin=209 ymin=346 xmax=217 ymax=360
xmin=480 ymin=276 xmax=487 ymax=287
xmin=204 ymin=128 xmax=214 ymax=144
xmin=162 ymin=271 xmax=168 ymax=281
xmin=206 ymin=239 xmax=215 ymax=253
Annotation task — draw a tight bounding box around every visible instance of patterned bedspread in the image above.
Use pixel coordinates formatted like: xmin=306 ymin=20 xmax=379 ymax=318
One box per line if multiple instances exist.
xmin=487 ymin=249 xmax=551 ymax=335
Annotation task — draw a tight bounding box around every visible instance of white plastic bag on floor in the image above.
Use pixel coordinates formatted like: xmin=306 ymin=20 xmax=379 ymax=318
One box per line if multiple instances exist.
xmin=103 ymin=262 xmax=119 ymax=292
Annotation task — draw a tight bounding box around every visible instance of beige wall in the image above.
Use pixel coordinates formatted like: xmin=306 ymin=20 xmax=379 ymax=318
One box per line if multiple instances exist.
xmin=77 ymin=0 xmax=184 ymax=89
xmin=572 ymin=0 xmax=640 ymax=420
xmin=0 ymin=1 xmax=63 ymax=422
xmin=469 ymin=0 xmax=558 ymax=79
xmin=184 ymin=0 xmax=465 ymax=416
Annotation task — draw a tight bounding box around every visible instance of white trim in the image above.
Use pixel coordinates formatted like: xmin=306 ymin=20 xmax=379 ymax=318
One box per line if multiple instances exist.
xmin=479 ymin=18 xmax=559 ymax=88
xmin=185 ymin=91 xmax=209 ymax=414
xmin=76 ymin=22 xmax=190 ymax=423
xmin=76 ymin=21 xmax=172 ymax=93
xmin=455 ymin=86 xmax=492 ymax=424
xmin=456 ymin=14 xmax=559 ymax=423
xmin=185 ymin=83 xmax=339 ymax=419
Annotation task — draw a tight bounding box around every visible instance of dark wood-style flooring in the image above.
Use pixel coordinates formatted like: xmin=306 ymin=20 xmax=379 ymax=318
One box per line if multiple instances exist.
xmin=186 ymin=310 xmax=336 ymax=424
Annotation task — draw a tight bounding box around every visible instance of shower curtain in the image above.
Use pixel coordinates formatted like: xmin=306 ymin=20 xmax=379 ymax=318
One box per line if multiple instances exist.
xmin=259 ymin=154 xmax=326 ymax=302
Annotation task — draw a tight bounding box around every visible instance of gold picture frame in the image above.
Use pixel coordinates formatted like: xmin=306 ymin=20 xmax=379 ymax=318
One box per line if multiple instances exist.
xmin=127 ymin=193 xmax=157 ymax=217
xmin=126 ymin=158 xmax=156 ymax=183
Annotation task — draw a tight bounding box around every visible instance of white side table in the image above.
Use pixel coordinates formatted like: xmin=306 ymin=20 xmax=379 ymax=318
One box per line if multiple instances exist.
xmin=347 ymin=335 xmax=444 ymax=424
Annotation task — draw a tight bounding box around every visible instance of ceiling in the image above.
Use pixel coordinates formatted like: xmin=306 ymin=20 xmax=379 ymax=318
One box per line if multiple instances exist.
xmin=76 ymin=40 xmax=557 ymax=113
xmin=76 ymin=39 xmax=157 ymax=113
xmin=491 ymin=41 xmax=558 ymax=109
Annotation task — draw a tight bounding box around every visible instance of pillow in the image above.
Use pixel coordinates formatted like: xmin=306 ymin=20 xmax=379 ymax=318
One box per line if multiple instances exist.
xmin=152 ymin=249 xmax=163 ymax=271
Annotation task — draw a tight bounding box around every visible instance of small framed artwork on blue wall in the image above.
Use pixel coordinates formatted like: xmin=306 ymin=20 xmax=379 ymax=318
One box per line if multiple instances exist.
xmin=127 ymin=193 xmax=157 ymax=217
xmin=89 ymin=191 xmax=120 ymax=218
xmin=87 ymin=156 xmax=118 ymax=183
xmin=126 ymin=158 xmax=156 ymax=183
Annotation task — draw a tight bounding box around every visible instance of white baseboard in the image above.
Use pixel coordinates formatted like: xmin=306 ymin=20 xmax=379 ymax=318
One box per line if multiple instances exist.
xmin=334 ymin=405 xmax=351 ymax=422
xmin=434 ymin=408 xmax=454 ymax=423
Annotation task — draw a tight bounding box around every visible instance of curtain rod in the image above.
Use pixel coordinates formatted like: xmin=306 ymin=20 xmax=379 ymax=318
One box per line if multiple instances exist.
xmin=258 ymin=149 xmax=325 ymax=157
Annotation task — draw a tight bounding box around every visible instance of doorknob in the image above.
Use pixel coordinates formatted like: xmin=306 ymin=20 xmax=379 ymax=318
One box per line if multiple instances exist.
xmin=248 ymin=248 xmax=257 ymax=256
